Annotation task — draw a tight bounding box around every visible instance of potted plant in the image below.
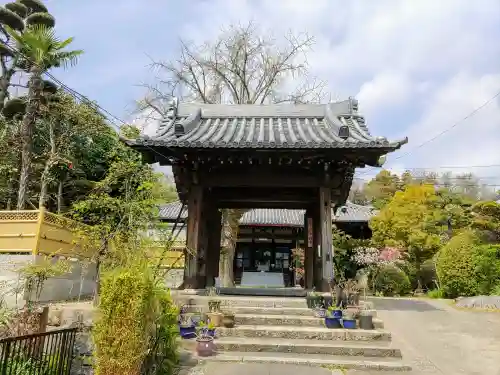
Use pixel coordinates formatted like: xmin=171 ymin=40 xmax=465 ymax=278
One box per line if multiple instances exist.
xmin=207 ymin=286 xmax=221 ymax=312
xmin=324 ymin=306 xmax=342 ymax=329
xmin=342 ymin=309 xmax=357 ymax=329
xmin=178 ymin=315 xmax=196 ymax=339
xmin=222 ymin=310 xmax=235 ymax=328
xmin=313 ymin=306 xmax=327 ymax=318
xmin=195 ymin=326 xmax=216 ymax=357
xmin=359 ymin=309 xmax=374 ymax=330
xmin=306 ymin=288 xmax=322 ymax=309
xmin=197 ymin=321 xmax=216 ymax=337
xmin=190 ymin=308 xmax=203 ymax=326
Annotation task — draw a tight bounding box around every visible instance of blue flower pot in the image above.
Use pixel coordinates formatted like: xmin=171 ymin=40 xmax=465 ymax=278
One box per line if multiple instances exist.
xmin=324 ymin=317 xmax=342 ymax=329
xmin=342 ymin=319 xmax=357 ymax=329
xmin=331 ymin=310 xmax=342 ymax=319
xmin=179 ymin=324 xmax=196 ymax=339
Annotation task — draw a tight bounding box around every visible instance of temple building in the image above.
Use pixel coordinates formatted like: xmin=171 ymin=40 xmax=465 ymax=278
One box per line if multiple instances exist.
xmin=124 ymin=98 xmax=407 ymax=291
xmin=157 ymin=201 xmax=376 ymax=286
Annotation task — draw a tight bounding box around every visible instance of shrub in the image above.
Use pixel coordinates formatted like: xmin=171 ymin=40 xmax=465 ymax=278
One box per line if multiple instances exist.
xmin=373 ymin=265 xmax=411 ymax=296
xmin=491 ymin=284 xmax=500 ymax=296
xmin=436 ymin=230 xmax=480 ymax=298
xmin=419 ymin=258 xmax=438 ymax=291
xmin=426 ymin=289 xmax=445 ymax=299
xmin=472 ymin=244 xmax=500 ymax=295
xmin=437 ymin=231 xmax=500 ymax=298
xmin=92 ymin=262 xmax=179 ymax=375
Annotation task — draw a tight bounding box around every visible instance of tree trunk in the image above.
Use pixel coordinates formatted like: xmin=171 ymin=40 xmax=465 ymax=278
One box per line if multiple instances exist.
xmin=17 ymin=68 xmax=43 ymax=210
xmin=93 ymin=239 xmax=108 ymax=307
xmin=38 ymin=121 xmax=56 ymax=209
xmin=57 ymin=180 xmax=63 ymax=214
xmin=218 ymin=209 xmax=246 ymax=287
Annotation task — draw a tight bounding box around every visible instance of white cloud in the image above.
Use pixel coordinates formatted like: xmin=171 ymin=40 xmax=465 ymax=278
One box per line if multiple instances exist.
xmin=177 ymin=0 xmax=499 ymax=179
xmin=73 ymin=0 xmax=499 ymax=186
xmin=357 ymin=73 xmax=415 ymax=114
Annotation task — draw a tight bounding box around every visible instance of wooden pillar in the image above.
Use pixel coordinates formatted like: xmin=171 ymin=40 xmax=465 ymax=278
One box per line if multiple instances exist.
xmin=319 ymin=187 xmax=333 ymax=292
xmin=182 ymin=185 xmax=208 ymax=289
xmin=304 ymin=209 xmax=314 ymax=290
xmin=312 ymin=205 xmax=322 ymax=290
xmin=206 ymin=205 xmax=222 ymax=287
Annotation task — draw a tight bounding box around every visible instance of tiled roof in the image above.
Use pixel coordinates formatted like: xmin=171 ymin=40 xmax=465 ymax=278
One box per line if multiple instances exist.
xmin=240 ymin=209 xmax=305 ymax=227
xmin=158 ymin=201 xmax=376 ymax=226
xmin=127 ymin=98 xmax=407 ymax=150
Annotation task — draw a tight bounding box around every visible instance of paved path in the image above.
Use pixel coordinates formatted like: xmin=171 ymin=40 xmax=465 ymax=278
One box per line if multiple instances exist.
xmin=372 ymin=297 xmax=500 ymax=375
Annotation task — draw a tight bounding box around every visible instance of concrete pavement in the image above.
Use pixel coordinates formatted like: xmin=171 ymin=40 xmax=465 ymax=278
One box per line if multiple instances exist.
xmin=372 ymin=297 xmax=500 ymax=375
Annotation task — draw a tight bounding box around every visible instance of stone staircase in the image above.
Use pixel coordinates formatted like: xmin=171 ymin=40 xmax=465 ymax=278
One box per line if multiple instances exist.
xmin=178 ymin=295 xmax=411 ymax=372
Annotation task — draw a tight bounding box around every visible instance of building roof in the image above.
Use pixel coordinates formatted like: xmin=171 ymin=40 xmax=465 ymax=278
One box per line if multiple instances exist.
xmin=126 ymin=98 xmax=407 ymax=151
xmin=158 ymin=201 xmax=376 ymax=226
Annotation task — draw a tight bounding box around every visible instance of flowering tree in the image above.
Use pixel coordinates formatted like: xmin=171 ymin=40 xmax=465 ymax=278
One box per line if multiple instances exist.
xmin=353 ymin=246 xmax=404 ymax=293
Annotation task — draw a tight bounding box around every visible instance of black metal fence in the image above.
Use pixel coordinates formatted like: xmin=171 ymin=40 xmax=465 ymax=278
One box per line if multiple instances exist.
xmin=0 ymin=328 xmax=77 ymax=375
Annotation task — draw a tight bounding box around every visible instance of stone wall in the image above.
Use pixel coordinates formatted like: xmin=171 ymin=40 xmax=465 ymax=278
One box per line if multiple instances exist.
xmin=0 ymin=254 xmax=97 ymax=307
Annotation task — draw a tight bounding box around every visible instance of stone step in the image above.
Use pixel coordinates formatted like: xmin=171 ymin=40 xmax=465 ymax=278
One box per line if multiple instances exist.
xmin=175 ymin=295 xmax=308 ymax=308
xmin=234 ymin=313 xmax=384 ymax=329
xmin=181 ymin=351 xmax=411 ymax=372
xmin=184 ymin=305 xmax=378 ymax=318
xmin=181 ymin=337 xmax=401 ymax=358
xmin=216 ymin=325 xmax=391 ymax=341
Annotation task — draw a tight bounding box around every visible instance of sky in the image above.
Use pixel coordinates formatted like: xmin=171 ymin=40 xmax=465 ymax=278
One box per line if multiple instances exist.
xmin=28 ymin=1 xmax=500 ymax=191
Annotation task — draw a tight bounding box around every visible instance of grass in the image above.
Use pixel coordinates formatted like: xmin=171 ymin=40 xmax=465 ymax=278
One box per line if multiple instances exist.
xmin=320 ymin=364 xmax=347 ymax=374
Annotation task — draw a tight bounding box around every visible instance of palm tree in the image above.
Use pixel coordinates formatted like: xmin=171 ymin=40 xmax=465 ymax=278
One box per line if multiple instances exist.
xmin=5 ymin=24 xmax=83 ymax=209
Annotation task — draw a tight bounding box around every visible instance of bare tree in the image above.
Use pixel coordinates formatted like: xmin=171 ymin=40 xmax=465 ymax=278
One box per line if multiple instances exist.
xmin=139 ymin=23 xmax=327 ymax=286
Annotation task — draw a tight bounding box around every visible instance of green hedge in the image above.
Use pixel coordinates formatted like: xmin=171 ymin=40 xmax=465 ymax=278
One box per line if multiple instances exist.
xmin=436 ymin=230 xmax=500 ymax=298
xmin=373 ymin=265 xmax=411 ymax=296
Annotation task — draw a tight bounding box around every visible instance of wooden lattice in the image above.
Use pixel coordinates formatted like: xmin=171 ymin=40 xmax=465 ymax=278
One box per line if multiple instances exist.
xmin=43 ymin=211 xmax=81 ymax=230
xmin=0 ymin=211 xmax=39 ymax=221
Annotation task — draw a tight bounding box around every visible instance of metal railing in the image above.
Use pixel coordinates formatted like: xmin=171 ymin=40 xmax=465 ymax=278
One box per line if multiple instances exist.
xmin=0 ymin=328 xmax=77 ymax=375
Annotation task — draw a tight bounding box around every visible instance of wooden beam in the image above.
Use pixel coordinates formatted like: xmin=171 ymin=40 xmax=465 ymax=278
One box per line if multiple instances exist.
xmin=199 ymin=170 xmax=331 ymax=188
xmin=182 ymin=185 xmax=207 ymax=289
xmin=319 ymin=187 xmax=333 ymax=292
xmin=304 ymin=210 xmax=314 ymax=290
xmin=206 ymin=205 xmax=222 ymax=287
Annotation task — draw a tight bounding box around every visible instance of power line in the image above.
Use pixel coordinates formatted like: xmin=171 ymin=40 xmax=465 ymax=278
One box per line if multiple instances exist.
xmin=391 ymin=89 xmax=500 ymax=161
xmin=355 ymin=90 xmax=500 ymax=176
xmin=1 ymin=42 xmax=182 ymax=166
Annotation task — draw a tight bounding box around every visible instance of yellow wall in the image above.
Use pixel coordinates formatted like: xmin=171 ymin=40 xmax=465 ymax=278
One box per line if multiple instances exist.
xmin=0 ymin=209 xmax=86 ymax=257
xmin=0 ymin=211 xmax=39 ymax=253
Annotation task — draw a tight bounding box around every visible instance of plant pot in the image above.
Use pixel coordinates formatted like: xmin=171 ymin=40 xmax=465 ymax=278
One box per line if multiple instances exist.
xmin=207 ymin=329 xmax=216 ymax=337
xmin=342 ymin=319 xmax=357 ymax=329
xmin=206 ymin=312 xmax=223 ymax=327
xmin=306 ymin=295 xmax=321 ymax=309
xmin=359 ymin=314 xmax=373 ymax=330
xmin=196 ymin=336 xmax=215 ymax=357
xmin=322 ymin=295 xmax=334 ymax=308
xmin=331 ymin=309 xmax=342 ymax=319
xmin=314 ymin=308 xmax=327 ymax=318
xmin=222 ymin=314 xmax=235 ymax=328
xmin=324 ymin=317 xmax=341 ymax=329
xmin=179 ymin=324 xmax=196 ymax=339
